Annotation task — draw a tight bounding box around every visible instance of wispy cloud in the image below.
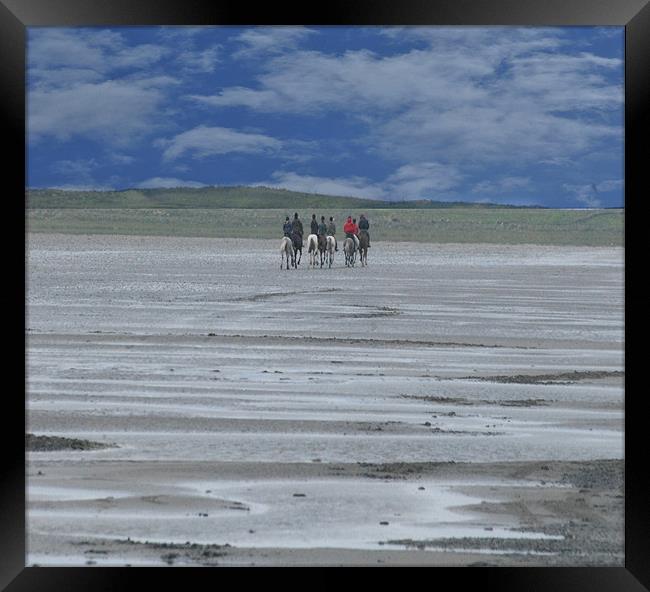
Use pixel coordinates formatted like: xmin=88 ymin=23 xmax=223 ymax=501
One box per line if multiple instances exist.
xmin=385 ymin=162 xmax=463 ymax=199
xmin=176 ymin=46 xmax=220 ymax=73
xmin=156 ymin=125 xmax=283 ymax=161
xmin=29 ymin=29 xmax=170 ymax=83
xmin=29 ymin=78 xmax=174 ymax=145
xmin=256 ymin=171 xmax=385 ymax=199
xmin=563 ymin=179 xmax=623 ymax=207
xmin=471 ymin=176 xmax=531 ymax=195
xmin=136 ymin=177 xmax=208 ymax=189
xmin=256 ymin=162 xmax=463 ymax=201
xmin=232 ymin=27 xmax=318 ymax=59
xmin=28 ymin=29 xmax=180 ymax=146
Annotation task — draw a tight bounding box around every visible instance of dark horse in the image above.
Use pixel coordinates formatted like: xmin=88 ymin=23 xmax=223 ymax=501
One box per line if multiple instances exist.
xmin=291 ymin=231 xmax=303 ymax=268
xmin=358 ymin=230 xmax=369 ymax=266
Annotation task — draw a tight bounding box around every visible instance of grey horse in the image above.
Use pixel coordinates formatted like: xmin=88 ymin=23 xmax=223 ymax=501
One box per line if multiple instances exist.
xmin=280 ymin=236 xmax=293 ymax=270
xmin=343 ymin=237 xmax=356 ymax=267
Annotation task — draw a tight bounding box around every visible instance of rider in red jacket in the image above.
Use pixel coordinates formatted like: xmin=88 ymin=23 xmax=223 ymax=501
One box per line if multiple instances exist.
xmin=343 ymin=217 xmax=360 ymax=250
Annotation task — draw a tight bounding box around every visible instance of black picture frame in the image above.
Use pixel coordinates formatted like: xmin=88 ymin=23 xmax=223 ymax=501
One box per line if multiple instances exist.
xmin=4 ymin=0 xmax=646 ymax=589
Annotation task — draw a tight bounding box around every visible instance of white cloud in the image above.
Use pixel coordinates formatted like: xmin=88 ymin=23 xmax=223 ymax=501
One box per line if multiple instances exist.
xmin=157 ymin=125 xmax=283 ymax=161
xmin=471 ymin=176 xmax=531 ymax=194
xmin=385 ymin=162 xmax=463 ymax=199
xmin=43 ymin=183 xmax=115 ymax=191
xmin=110 ymin=153 xmax=136 ymax=165
xmin=257 ymin=171 xmax=385 ymax=199
xmin=256 ymin=162 xmax=463 ymax=201
xmin=190 ymin=28 xmax=622 ymax=172
xmin=29 ymin=79 xmax=171 ymax=145
xmin=372 ymin=103 xmax=619 ymax=166
xmin=232 ymin=27 xmax=318 ymax=59
xmin=563 ymin=179 xmax=623 ymax=207
xmin=28 ymin=30 xmax=181 ymax=145
xmin=136 ymin=177 xmax=208 ymax=189
xmin=50 ymin=158 xmax=99 ymax=176
xmin=29 ymin=30 xmax=113 ymax=72
xmin=539 ymin=156 xmax=575 ymax=167
xmin=176 ymin=46 xmax=220 ymax=73
xmin=190 ymin=47 xmax=491 ymax=114
xmin=29 ymin=29 xmax=170 ymax=82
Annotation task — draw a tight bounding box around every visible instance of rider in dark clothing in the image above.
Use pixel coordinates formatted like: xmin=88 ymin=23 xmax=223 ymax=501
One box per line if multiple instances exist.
xmin=283 ymin=217 xmax=293 ymax=237
xmin=316 ymin=215 xmax=328 ymax=250
xmin=327 ymin=216 xmax=338 ymax=251
xmin=292 ymin=213 xmax=303 ymax=235
xmin=310 ymin=214 xmax=319 ymax=235
xmin=358 ymin=214 xmax=370 ymax=247
xmin=291 ymin=213 xmax=303 ymax=248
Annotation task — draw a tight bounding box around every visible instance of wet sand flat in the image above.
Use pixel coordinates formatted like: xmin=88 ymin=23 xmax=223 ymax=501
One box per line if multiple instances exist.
xmin=26 ymin=234 xmax=624 ymax=566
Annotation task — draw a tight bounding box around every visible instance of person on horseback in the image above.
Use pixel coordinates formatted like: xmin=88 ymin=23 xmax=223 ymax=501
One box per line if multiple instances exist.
xmin=327 ymin=216 xmax=338 ymax=251
xmin=315 ymin=215 xmax=328 ymax=259
xmin=316 ymin=215 xmax=328 ymax=252
xmin=343 ymin=216 xmax=360 ymax=251
xmin=358 ymin=213 xmax=370 ymax=248
xmin=318 ymin=216 xmax=328 ymax=237
xmin=283 ymin=216 xmax=293 ymax=237
xmin=291 ymin=212 xmax=303 ymax=248
xmin=310 ymin=214 xmax=319 ymax=236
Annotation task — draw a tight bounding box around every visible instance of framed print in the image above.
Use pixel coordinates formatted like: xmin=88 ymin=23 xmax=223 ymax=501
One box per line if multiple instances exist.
xmin=3 ymin=0 xmax=647 ymax=589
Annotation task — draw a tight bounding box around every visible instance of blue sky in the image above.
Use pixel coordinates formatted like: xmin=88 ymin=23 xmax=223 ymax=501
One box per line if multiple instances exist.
xmin=27 ymin=26 xmax=624 ymax=207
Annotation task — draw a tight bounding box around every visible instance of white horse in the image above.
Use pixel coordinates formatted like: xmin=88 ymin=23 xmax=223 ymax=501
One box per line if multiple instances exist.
xmin=325 ymin=235 xmax=336 ymax=268
xmin=280 ymin=236 xmax=293 ymax=270
xmin=343 ymin=237 xmax=356 ymax=267
xmin=306 ymin=234 xmax=319 ymax=268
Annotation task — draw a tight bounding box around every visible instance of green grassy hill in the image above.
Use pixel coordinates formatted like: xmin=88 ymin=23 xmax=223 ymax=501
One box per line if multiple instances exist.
xmin=26 ymin=186 xmax=526 ymax=210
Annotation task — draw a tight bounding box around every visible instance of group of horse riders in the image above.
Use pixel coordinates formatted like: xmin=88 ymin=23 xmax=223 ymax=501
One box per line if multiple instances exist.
xmin=282 ymin=212 xmax=371 ymax=253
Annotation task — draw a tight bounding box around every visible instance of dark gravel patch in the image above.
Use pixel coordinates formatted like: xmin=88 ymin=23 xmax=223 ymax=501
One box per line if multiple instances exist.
xmin=26 ymin=433 xmax=117 ymax=451
xmin=460 ymin=370 xmax=624 ymax=385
